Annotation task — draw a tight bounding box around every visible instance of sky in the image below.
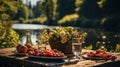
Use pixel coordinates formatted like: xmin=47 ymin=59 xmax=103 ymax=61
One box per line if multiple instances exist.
xmin=22 ymin=0 xmax=45 ymax=6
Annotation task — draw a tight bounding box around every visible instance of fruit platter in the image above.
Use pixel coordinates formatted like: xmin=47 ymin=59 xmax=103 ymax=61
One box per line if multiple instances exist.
xmin=15 ymin=44 xmax=67 ymax=60
xmin=82 ymin=49 xmax=117 ymax=61
xmin=28 ymin=49 xmax=67 ymax=60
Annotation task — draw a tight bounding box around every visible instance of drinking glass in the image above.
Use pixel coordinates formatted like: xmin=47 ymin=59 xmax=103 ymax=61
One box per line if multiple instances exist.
xmin=72 ymin=38 xmax=82 ymax=60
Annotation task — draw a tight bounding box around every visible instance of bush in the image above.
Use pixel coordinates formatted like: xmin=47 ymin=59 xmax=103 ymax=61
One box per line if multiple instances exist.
xmin=86 ymin=44 xmax=93 ymax=50
xmin=58 ymin=14 xmax=79 ymax=25
xmin=101 ymin=15 xmax=120 ymax=32
xmin=0 ymin=21 xmax=20 ymax=48
xmin=115 ymin=44 xmax=120 ymax=52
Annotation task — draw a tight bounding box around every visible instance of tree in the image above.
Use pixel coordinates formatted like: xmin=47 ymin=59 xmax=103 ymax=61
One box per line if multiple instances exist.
xmin=33 ymin=1 xmax=42 ymax=18
xmin=41 ymin=0 xmax=54 ymax=25
xmin=0 ymin=21 xmax=6 ymax=40
xmin=0 ymin=0 xmax=22 ymax=20
xmin=28 ymin=8 xmax=34 ymax=19
xmin=75 ymin=0 xmax=102 ymax=28
xmin=14 ymin=5 xmax=29 ymax=20
xmin=0 ymin=0 xmax=21 ymax=48
xmin=102 ymin=0 xmax=120 ymax=15
xmin=28 ymin=1 xmax=32 ymax=9
xmin=101 ymin=0 xmax=120 ymax=31
xmin=78 ymin=0 xmax=101 ymax=19
xmin=0 ymin=21 xmax=20 ymax=48
xmin=58 ymin=14 xmax=79 ymax=26
xmin=57 ymin=0 xmax=76 ymax=20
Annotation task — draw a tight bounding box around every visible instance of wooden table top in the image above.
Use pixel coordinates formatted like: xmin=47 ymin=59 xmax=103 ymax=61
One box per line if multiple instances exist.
xmin=0 ymin=47 xmax=120 ymax=67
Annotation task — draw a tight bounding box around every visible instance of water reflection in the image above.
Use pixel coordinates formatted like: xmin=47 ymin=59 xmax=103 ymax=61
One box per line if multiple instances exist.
xmin=21 ymin=32 xmax=37 ymax=45
xmin=12 ymin=24 xmax=49 ymax=29
xmin=12 ymin=24 xmax=48 ymax=45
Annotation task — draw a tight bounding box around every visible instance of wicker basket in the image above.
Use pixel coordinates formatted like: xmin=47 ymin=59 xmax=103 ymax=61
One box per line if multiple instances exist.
xmin=49 ymin=41 xmax=73 ymax=55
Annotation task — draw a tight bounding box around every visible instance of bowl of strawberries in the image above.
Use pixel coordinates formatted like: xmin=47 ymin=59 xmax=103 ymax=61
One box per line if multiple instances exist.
xmin=82 ymin=49 xmax=117 ymax=61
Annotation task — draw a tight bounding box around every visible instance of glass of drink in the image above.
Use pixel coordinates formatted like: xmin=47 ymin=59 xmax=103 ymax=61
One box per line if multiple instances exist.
xmin=72 ymin=38 xmax=82 ymax=60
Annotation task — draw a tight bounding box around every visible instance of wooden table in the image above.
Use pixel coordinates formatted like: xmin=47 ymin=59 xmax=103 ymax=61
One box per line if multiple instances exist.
xmin=0 ymin=48 xmax=120 ymax=67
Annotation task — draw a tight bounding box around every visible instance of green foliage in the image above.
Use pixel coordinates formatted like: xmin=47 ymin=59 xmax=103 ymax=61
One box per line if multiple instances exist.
xmin=0 ymin=14 xmax=10 ymax=21
xmin=0 ymin=0 xmax=18 ymax=13
xmin=58 ymin=14 xmax=79 ymax=24
xmin=115 ymin=44 xmax=120 ymax=52
xmin=52 ymin=0 xmax=57 ymax=21
xmin=0 ymin=28 xmax=20 ymax=48
xmin=21 ymin=17 xmax=47 ymax=24
xmin=15 ymin=5 xmax=29 ymax=20
xmin=33 ymin=1 xmax=42 ymax=18
xmin=43 ymin=0 xmax=54 ymax=25
xmin=0 ymin=21 xmax=6 ymax=40
xmin=86 ymin=44 xmax=93 ymax=50
xmin=28 ymin=9 xmax=34 ymax=19
xmin=57 ymin=0 xmax=75 ymax=20
xmin=101 ymin=15 xmax=120 ymax=32
xmin=0 ymin=0 xmax=21 ymax=48
xmin=75 ymin=0 xmax=84 ymax=12
xmin=0 ymin=0 xmax=21 ymax=20
xmin=97 ymin=0 xmax=106 ymax=8
xmin=100 ymin=0 xmax=120 ymax=31
xmin=33 ymin=0 xmax=55 ymax=25
xmin=101 ymin=0 xmax=120 ymax=15
xmin=78 ymin=0 xmax=101 ymax=19
xmin=0 ymin=21 xmax=20 ymax=48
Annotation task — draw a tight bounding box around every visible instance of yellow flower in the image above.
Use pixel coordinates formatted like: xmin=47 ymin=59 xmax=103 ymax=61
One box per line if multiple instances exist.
xmin=67 ymin=26 xmax=74 ymax=31
xmin=60 ymin=31 xmax=66 ymax=37
xmin=61 ymin=38 xmax=67 ymax=44
xmin=56 ymin=27 xmax=61 ymax=31
xmin=49 ymin=32 xmax=53 ymax=38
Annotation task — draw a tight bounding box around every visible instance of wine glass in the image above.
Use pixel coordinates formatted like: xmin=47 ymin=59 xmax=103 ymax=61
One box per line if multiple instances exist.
xmin=72 ymin=38 xmax=82 ymax=60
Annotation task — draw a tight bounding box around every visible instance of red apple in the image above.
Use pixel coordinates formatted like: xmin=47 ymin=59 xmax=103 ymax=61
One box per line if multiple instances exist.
xmin=16 ymin=44 xmax=22 ymax=52
xmin=20 ymin=46 xmax=28 ymax=53
xmin=17 ymin=45 xmax=28 ymax=53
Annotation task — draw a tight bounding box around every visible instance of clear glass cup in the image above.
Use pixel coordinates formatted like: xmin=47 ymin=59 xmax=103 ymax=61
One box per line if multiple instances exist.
xmin=72 ymin=38 xmax=82 ymax=60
